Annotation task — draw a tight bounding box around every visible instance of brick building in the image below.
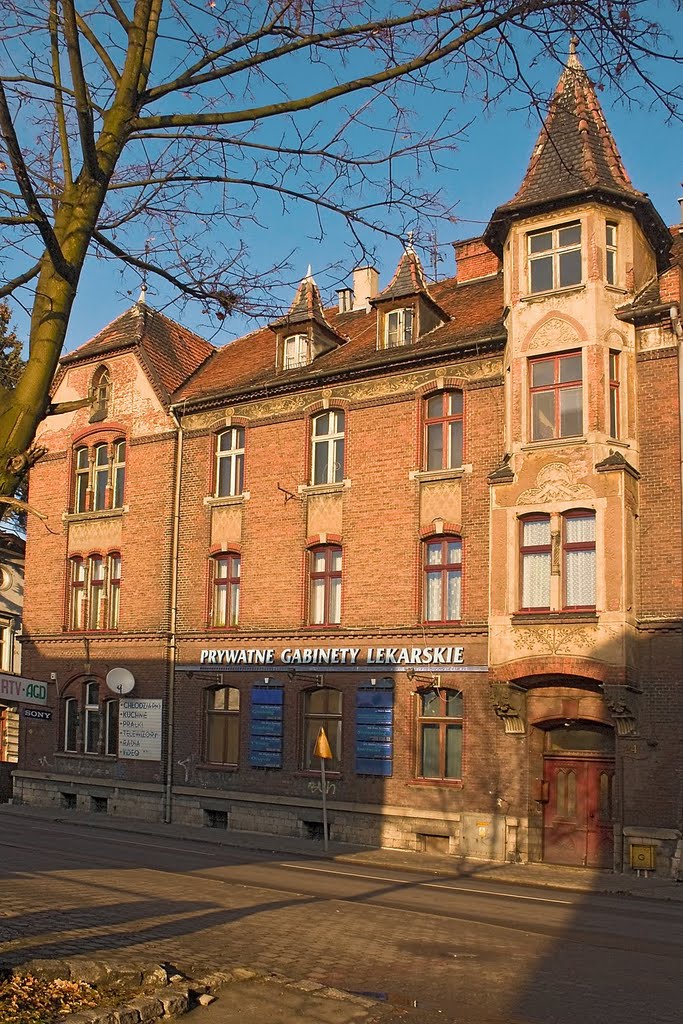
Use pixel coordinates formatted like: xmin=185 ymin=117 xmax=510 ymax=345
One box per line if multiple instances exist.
xmin=14 ymin=50 xmax=683 ymax=874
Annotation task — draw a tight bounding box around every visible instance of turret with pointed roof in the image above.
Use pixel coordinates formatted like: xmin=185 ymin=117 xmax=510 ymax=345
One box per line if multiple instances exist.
xmin=485 ymin=40 xmax=671 ymax=268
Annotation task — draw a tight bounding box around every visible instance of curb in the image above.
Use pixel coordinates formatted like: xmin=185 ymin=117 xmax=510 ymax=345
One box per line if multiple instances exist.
xmin=4 ymin=960 xmax=384 ymax=1024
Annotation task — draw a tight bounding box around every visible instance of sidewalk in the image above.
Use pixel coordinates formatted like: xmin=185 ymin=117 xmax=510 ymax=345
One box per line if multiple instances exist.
xmin=2 ymin=801 xmax=681 ymax=902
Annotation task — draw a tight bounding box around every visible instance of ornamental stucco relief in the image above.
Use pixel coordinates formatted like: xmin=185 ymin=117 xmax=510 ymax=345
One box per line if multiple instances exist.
xmin=185 ymin=357 xmax=504 ymax=426
xmin=526 ymin=317 xmax=581 ymax=352
xmin=517 ymin=463 xmax=596 ymax=505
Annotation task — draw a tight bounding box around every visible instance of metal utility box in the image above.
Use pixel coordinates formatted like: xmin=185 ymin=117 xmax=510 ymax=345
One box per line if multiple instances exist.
xmin=630 ymin=843 xmax=656 ymax=871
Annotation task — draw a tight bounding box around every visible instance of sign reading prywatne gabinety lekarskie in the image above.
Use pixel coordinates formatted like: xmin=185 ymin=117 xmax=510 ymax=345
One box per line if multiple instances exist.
xmin=198 ymin=645 xmax=474 ymax=668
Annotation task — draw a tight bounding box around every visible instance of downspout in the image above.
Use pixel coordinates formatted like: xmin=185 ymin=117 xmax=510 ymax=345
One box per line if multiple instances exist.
xmin=671 ymin=301 xmax=683 ymax=851
xmin=163 ymin=408 xmax=183 ymax=824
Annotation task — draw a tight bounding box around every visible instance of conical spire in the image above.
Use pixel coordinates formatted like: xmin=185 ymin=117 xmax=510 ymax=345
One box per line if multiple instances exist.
xmin=509 ymin=40 xmax=637 ymax=208
xmin=269 ymin=267 xmax=346 ymax=342
xmin=484 ymin=40 xmax=672 ymax=268
xmin=270 ymin=267 xmax=328 ymax=327
xmin=373 ymin=246 xmax=430 ymax=303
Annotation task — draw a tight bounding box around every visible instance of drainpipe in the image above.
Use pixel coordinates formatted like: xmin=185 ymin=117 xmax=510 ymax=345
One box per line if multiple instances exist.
xmin=672 ymin=301 xmax=683 ymax=845
xmin=163 ymin=409 xmax=183 ymax=824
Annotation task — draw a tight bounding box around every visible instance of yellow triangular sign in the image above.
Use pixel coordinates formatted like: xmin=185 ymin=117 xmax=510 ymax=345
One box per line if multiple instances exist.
xmin=314 ymin=726 xmax=333 ymax=760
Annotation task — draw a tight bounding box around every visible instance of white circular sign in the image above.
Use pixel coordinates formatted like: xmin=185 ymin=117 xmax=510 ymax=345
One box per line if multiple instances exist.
xmin=106 ymin=667 xmax=135 ymax=695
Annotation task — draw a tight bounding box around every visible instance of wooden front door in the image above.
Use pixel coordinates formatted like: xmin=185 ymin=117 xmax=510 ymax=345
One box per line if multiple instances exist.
xmin=543 ymin=757 xmax=614 ymax=868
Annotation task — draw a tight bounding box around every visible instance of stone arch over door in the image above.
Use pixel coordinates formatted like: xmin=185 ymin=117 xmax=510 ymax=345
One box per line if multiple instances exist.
xmin=523 ymin=677 xmax=615 ymax=867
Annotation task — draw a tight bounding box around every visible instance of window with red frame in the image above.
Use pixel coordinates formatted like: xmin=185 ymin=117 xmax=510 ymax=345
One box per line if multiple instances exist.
xmin=211 ymin=553 xmax=241 ymax=627
xmin=563 ymin=511 xmax=596 ymax=609
xmin=309 ymin=545 xmax=342 ymax=625
xmin=215 ymin=427 xmax=245 ymax=497
xmin=71 ymin=438 xmax=126 ymax=513
xmin=424 ymin=536 xmax=462 ymax=622
xmin=519 ymin=511 xmax=596 ymax=611
xmin=311 ymin=410 xmax=345 ymax=485
xmin=520 ymin=515 xmax=551 ymax=611
xmin=68 ymin=552 xmax=122 ymax=631
xmin=424 ymin=391 xmax=463 ymax=470
xmin=529 ymin=352 xmax=583 ymax=441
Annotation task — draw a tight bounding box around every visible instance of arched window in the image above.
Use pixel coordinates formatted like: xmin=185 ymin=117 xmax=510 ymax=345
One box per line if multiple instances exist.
xmin=302 ymin=687 xmax=342 ymax=771
xmin=108 ymin=553 xmax=121 ymax=628
xmin=69 ymin=557 xmax=86 ymax=629
xmin=205 ymin=686 xmax=241 ymax=765
xmin=311 ymin=410 xmax=345 ymax=485
xmin=309 ymin=545 xmax=342 ymax=625
xmin=88 ymin=555 xmax=105 ymax=629
xmin=211 ymin=552 xmax=241 ymax=627
xmin=283 ymin=334 xmax=309 ymax=369
xmin=215 ymin=428 xmax=245 ymax=497
xmin=90 ymin=365 xmax=111 ymax=422
xmin=84 ymin=680 xmax=100 ymax=753
xmin=92 ymin=443 xmax=109 ymax=511
xmin=64 ymin=697 xmax=78 ymax=752
xmin=74 ymin=447 xmax=90 ymax=512
xmin=417 ymin=688 xmax=463 ymax=780
xmin=68 ymin=551 xmax=122 ymax=631
xmin=423 ymin=536 xmax=462 ymax=622
xmin=112 ymin=440 xmax=126 ymax=508
xmin=424 ymin=391 xmax=463 ymax=470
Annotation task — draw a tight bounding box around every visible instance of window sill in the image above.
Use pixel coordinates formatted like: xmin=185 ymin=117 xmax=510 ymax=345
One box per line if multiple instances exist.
xmin=409 ymin=466 xmax=470 ymax=483
xmin=63 ymin=506 xmax=128 ymax=523
xmin=54 ymin=752 xmax=117 ymax=761
xmin=203 ymin=493 xmax=250 ymax=507
xmin=408 ymin=778 xmax=463 ymax=789
xmin=520 ymin=284 xmax=586 ymax=302
xmin=512 ymin=611 xmax=598 ymax=624
xmin=298 ymin=480 xmax=351 ymax=496
xmin=605 ymin=284 xmax=628 ymax=296
xmin=62 ymin=628 xmax=121 ymax=635
xmin=196 ymin=762 xmax=239 ymax=772
xmin=520 ymin=436 xmax=586 ymax=452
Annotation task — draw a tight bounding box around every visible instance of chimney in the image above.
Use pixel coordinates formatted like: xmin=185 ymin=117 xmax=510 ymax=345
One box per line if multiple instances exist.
xmin=678 ymin=195 xmax=683 ymax=230
xmin=452 ymin=237 xmax=501 ymax=282
xmin=337 ymin=287 xmax=353 ymax=314
xmin=352 ymin=266 xmax=379 ymax=311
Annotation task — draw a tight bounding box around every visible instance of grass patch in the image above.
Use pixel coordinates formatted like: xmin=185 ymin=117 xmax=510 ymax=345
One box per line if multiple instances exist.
xmin=0 ymin=974 xmax=100 ymax=1024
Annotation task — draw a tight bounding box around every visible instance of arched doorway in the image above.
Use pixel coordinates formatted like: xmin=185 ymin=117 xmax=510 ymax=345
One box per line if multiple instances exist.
xmin=541 ymin=722 xmax=615 ymax=868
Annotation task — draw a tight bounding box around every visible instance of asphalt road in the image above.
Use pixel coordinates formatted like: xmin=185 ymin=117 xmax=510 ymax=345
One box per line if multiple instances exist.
xmin=0 ymin=816 xmax=682 ymax=1024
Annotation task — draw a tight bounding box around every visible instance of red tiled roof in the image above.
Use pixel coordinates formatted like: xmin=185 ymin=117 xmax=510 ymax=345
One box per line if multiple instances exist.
xmin=60 ymin=303 xmax=215 ymax=398
xmin=175 ymin=271 xmax=505 ymax=405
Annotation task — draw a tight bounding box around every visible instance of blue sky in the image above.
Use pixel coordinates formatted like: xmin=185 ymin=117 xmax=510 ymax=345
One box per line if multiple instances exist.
xmin=6 ymin=12 xmax=683 ymax=355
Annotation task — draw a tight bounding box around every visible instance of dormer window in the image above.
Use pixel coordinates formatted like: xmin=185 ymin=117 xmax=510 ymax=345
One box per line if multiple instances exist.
xmin=385 ymin=308 xmax=414 ymax=348
xmin=528 ymin=223 xmax=582 ymax=294
xmin=283 ymin=334 xmax=309 ymax=369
